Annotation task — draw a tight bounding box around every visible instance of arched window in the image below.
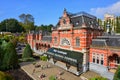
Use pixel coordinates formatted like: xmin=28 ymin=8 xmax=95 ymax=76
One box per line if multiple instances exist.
xmin=54 ymin=37 xmax=57 ymax=44
xmin=76 ymin=37 xmax=80 ymax=47
xmin=63 ymin=19 xmax=66 ymax=24
xmin=61 ymin=38 xmax=70 ymax=45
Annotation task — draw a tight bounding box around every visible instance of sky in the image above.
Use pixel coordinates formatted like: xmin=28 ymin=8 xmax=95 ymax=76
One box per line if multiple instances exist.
xmin=0 ymin=0 xmax=120 ymax=26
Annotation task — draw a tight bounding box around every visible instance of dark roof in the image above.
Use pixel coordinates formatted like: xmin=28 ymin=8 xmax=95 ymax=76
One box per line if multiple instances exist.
xmin=56 ymin=10 xmax=100 ymax=30
xmin=69 ymin=11 xmax=96 ymax=19
xmin=106 ymin=38 xmax=120 ymax=47
xmin=69 ymin=12 xmax=99 ymax=28
xmin=92 ymin=39 xmax=106 ymax=46
xmin=42 ymin=36 xmax=52 ymax=42
xmin=29 ymin=30 xmax=51 ymax=36
xmin=91 ymin=34 xmax=120 ymax=48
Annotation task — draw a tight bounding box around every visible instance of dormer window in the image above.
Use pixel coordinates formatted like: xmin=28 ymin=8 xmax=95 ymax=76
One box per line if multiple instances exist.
xmin=76 ymin=21 xmax=79 ymax=25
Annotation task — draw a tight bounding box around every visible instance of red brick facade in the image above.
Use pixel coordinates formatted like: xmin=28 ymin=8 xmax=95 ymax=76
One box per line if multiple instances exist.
xmin=90 ymin=47 xmax=120 ymax=69
xmin=27 ymin=9 xmax=120 ymax=75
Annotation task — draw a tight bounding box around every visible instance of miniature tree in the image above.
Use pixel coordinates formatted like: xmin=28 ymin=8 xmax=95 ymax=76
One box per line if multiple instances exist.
xmin=113 ymin=66 xmax=120 ymax=80
xmin=22 ymin=44 xmax=33 ymax=59
xmin=2 ymin=42 xmax=18 ymax=70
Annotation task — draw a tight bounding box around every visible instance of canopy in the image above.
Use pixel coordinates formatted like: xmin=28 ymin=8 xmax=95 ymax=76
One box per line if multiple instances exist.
xmin=46 ymin=47 xmax=83 ymax=67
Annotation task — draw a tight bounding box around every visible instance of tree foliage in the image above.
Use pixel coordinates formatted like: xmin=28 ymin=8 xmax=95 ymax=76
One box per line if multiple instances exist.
xmin=2 ymin=42 xmax=18 ymax=70
xmin=3 ymin=35 xmax=14 ymax=42
xmin=35 ymin=24 xmax=53 ymax=32
xmin=98 ymin=16 xmax=120 ymax=33
xmin=10 ymin=37 xmax=18 ymax=47
xmin=0 ymin=18 xmax=23 ymax=33
xmin=0 ymin=46 xmax=3 ymax=66
xmin=116 ymin=16 xmax=120 ymax=33
xmin=22 ymin=44 xmax=33 ymax=59
xmin=19 ymin=14 xmax=34 ymax=24
xmin=19 ymin=14 xmax=35 ymax=32
xmin=113 ymin=66 xmax=120 ymax=80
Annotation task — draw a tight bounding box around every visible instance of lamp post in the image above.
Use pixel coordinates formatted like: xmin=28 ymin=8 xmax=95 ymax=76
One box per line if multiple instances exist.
xmin=6 ymin=20 xmax=7 ymax=32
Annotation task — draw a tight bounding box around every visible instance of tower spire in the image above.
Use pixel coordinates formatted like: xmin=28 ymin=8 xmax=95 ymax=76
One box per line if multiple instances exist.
xmin=64 ymin=8 xmax=67 ymax=13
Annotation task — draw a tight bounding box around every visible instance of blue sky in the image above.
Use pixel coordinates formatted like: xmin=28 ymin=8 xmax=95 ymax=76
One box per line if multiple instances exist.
xmin=0 ymin=0 xmax=120 ymax=26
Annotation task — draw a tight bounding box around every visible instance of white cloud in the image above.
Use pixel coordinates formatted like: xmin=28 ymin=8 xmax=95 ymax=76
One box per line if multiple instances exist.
xmin=90 ymin=1 xmax=120 ymax=18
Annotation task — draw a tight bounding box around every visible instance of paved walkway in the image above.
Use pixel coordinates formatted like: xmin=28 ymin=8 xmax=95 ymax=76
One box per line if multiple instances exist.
xmin=101 ymin=72 xmax=114 ymax=80
xmin=20 ymin=61 xmax=102 ymax=80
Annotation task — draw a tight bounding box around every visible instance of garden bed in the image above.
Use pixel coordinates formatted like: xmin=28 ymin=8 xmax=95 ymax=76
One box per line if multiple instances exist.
xmin=6 ymin=68 xmax=33 ymax=80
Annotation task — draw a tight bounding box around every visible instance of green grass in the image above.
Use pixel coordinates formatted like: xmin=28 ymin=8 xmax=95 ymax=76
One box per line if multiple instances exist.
xmin=19 ymin=57 xmax=35 ymax=62
xmin=0 ymin=71 xmax=14 ymax=80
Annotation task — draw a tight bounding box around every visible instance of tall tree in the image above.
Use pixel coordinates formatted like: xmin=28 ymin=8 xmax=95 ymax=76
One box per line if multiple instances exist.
xmin=19 ymin=14 xmax=34 ymax=24
xmin=0 ymin=18 xmax=23 ymax=33
xmin=2 ymin=42 xmax=18 ymax=69
xmin=19 ymin=14 xmax=35 ymax=32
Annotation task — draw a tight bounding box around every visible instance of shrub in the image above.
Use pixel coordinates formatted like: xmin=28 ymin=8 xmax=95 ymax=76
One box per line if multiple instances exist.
xmin=89 ymin=76 xmax=107 ymax=80
xmin=32 ymin=62 xmax=36 ymax=65
xmin=113 ymin=66 xmax=120 ymax=80
xmin=0 ymin=71 xmax=14 ymax=80
xmin=49 ymin=75 xmax=56 ymax=80
xmin=3 ymin=35 xmax=14 ymax=42
xmin=40 ymin=56 xmax=48 ymax=61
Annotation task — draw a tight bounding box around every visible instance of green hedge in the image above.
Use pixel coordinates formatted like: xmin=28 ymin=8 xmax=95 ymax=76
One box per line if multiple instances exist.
xmin=89 ymin=76 xmax=107 ymax=80
xmin=40 ymin=56 xmax=48 ymax=61
xmin=19 ymin=57 xmax=35 ymax=62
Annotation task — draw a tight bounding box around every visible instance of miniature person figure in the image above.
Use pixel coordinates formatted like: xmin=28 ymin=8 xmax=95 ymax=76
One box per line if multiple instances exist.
xmin=32 ymin=68 xmax=35 ymax=75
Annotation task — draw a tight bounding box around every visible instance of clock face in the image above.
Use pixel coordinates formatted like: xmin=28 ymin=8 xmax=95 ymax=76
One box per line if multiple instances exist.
xmin=61 ymin=38 xmax=70 ymax=45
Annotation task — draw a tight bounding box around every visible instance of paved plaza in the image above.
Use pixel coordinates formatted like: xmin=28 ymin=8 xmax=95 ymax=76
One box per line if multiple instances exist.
xmin=20 ymin=60 xmax=101 ymax=80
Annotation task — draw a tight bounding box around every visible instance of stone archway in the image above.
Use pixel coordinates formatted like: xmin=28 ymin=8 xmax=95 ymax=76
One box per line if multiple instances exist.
xmin=48 ymin=44 xmax=50 ymax=48
xmin=38 ymin=43 xmax=40 ymax=49
xmin=108 ymin=54 xmax=120 ymax=69
xmin=36 ymin=43 xmax=39 ymax=50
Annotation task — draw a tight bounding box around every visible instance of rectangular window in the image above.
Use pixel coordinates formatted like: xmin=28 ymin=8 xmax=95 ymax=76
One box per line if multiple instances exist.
xmin=100 ymin=54 xmax=104 ymax=65
xmin=97 ymin=58 xmax=99 ymax=64
xmin=101 ymin=60 xmax=104 ymax=65
xmin=97 ymin=54 xmax=99 ymax=64
xmin=92 ymin=53 xmax=96 ymax=63
xmin=76 ymin=38 xmax=80 ymax=47
xmin=93 ymin=57 xmax=95 ymax=63
xmin=54 ymin=37 xmax=57 ymax=44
